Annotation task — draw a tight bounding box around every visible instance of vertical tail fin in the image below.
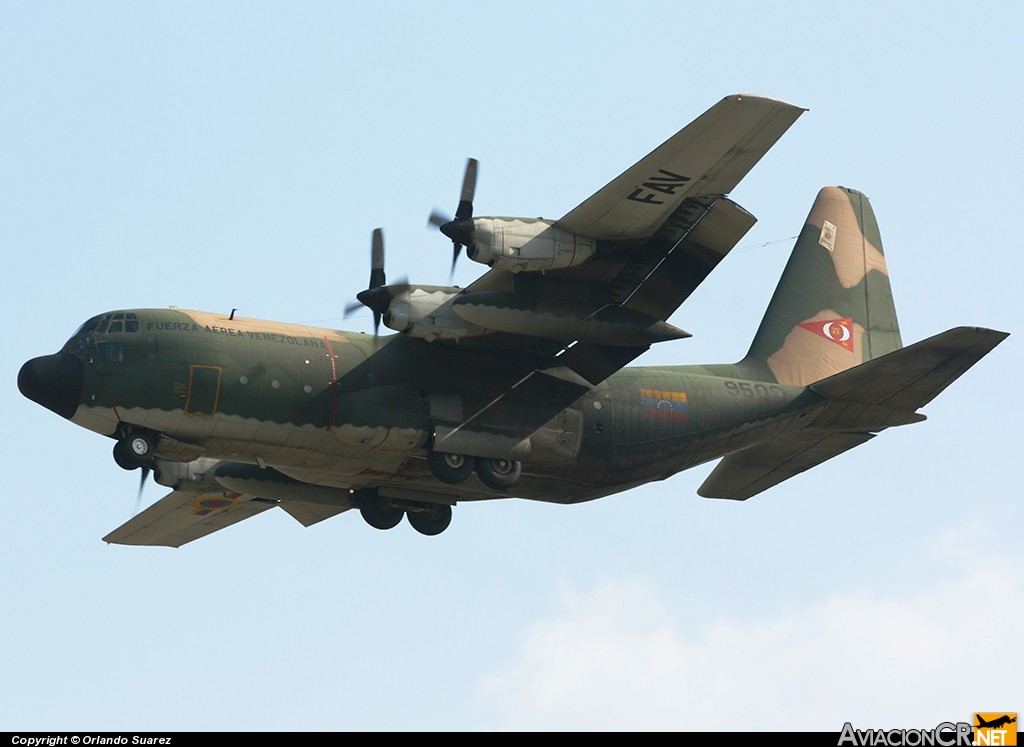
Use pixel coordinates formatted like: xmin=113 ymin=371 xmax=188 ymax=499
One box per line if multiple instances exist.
xmin=739 ymin=186 xmax=902 ymax=386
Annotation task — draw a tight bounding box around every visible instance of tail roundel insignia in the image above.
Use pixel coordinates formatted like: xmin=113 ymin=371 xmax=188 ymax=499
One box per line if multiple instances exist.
xmin=798 ymin=317 xmax=855 ymax=352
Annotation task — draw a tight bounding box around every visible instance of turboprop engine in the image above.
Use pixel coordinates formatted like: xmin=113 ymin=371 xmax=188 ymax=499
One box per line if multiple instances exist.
xmin=382 ymin=286 xmax=486 ymax=342
xmin=467 ymin=218 xmax=597 ymax=273
xmin=428 ymin=159 xmax=598 ymax=275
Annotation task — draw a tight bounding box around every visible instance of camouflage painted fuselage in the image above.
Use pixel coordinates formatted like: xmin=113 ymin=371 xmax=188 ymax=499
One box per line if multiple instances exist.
xmin=56 ymin=307 xmax=815 ymax=505
xmin=22 ymin=185 xmax=1006 ymax=547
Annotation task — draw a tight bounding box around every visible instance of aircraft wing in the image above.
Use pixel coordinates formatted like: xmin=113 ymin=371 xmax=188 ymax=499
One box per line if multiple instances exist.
xmin=103 ymin=488 xmax=278 ymax=548
xmin=555 ymin=95 xmax=804 ymax=321
xmin=466 ymin=94 xmax=806 ymax=348
xmin=558 ymin=94 xmax=806 ymax=241
xmin=421 ymin=98 xmax=805 ymax=457
xmin=465 ymin=96 xmax=804 ymax=347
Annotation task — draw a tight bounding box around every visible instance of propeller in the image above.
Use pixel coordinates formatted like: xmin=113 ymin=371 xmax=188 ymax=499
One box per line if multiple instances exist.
xmin=135 ymin=465 xmax=150 ymax=515
xmin=344 ymin=228 xmax=408 ymax=342
xmin=428 ymin=157 xmax=478 ymax=279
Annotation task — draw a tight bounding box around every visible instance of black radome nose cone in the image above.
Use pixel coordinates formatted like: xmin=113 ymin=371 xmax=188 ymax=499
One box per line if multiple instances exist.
xmin=18 ymin=353 xmax=84 ymax=420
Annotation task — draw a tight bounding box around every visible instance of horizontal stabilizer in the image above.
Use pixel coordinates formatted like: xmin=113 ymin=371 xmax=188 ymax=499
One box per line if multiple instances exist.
xmin=700 ymin=326 xmax=1007 ymax=501
xmin=103 ymin=489 xmax=277 ymax=548
xmin=811 ymin=326 xmax=1009 ymax=409
xmin=698 ymin=431 xmax=875 ymax=501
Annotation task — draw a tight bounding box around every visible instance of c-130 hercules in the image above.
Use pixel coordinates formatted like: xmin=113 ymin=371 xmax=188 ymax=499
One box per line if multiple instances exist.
xmin=18 ymin=95 xmax=1008 ymax=546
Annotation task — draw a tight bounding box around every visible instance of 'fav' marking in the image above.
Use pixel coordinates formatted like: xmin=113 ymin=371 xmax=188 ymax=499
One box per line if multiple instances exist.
xmin=627 ymin=169 xmax=691 ymax=205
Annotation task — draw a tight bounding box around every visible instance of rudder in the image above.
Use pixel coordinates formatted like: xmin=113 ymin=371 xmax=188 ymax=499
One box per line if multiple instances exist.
xmin=737 ymin=186 xmax=902 ymax=386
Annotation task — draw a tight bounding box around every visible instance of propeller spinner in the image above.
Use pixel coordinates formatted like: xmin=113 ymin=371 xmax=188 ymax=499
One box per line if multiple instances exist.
xmin=428 ymin=157 xmax=478 ymax=278
xmin=344 ymin=228 xmax=407 ymax=341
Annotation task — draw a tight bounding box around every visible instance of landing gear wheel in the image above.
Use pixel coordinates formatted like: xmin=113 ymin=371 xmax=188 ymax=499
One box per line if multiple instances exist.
xmin=112 ymin=431 xmax=155 ymax=471
xmin=475 ymin=458 xmax=521 ymax=490
xmin=407 ymin=504 xmax=452 ymax=536
xmin=358 ymin=495 xmax=404 ymax=530
xmin=427 ymin=451 xmax=475 ymax=484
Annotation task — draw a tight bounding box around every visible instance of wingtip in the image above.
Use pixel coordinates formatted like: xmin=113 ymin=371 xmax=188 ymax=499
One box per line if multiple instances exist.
xmin=726 ymin=93 xmax=808 ymax=112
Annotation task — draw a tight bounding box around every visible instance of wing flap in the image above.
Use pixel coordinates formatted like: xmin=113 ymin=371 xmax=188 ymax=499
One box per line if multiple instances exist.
xmin=103 ymin=489 xmax=277 ymax=548
xmin=433 ymin=365 xmax=592 ymax=459
xmin=557 ymin=95 xmax=805 ymax=241
xmin=698 ymin=431 xmax=875 ymax=501
xmin=621 ymin=197 xmax=757 ymax=319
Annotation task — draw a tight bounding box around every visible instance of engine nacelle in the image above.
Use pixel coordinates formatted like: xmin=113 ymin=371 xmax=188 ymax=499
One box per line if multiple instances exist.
xmin=469 ymin=218 xmax=596 ymax=272
xmin=382 ymin=286 xmax=487 ymax=342
xmin=153 ymin=457 xmax=225 ymax=491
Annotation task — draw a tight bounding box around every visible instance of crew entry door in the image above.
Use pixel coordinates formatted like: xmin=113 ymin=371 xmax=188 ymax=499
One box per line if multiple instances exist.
xmin=184 ymin=364 xmax=222 ymax=416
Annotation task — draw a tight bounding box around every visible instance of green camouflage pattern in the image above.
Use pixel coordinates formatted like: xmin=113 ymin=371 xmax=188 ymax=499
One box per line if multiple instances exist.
xmin=18 ymin=81 xmax=1007 ymax=545
xmin=24 ymin=186 xmax=1004 ymax=515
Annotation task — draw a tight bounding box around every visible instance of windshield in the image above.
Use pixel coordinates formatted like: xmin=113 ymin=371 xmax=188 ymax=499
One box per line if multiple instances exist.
xmin=63 ymin=311 xmax=142 ymax=355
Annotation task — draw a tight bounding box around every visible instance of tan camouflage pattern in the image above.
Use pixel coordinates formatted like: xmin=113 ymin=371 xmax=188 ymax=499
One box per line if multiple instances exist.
xmin=736 ymin=186 xmax=902 ymax=386
xmin=767 ymin=309 xmax=867 ymax=387
xmin=807 ymin=186 xmax=889 ymax=289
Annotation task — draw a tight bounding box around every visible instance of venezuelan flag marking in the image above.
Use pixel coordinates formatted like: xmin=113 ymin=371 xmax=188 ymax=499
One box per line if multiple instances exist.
xmin=640 ymin=388 xmax=689 ymax=421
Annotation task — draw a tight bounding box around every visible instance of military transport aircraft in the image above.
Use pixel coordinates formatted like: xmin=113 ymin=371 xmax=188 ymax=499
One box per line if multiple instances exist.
xmin=18 ymin=94 xmax=1008 ymax=547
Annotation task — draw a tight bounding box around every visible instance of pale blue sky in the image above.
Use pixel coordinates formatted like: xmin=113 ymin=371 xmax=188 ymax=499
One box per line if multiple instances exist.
xmin=3 ymin=1 xmax=1021 ymax=731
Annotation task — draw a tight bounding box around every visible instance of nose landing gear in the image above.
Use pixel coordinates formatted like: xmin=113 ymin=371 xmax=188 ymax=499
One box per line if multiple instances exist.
xmin=112 ymin=430 xmax=157 ymax=471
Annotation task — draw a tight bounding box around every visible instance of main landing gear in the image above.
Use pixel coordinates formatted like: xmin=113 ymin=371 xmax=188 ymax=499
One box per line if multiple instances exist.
xmin=356 ymin=490 xmax=453 ymax=536
xmin=426 ymin=450 xmax=522 ymax=490
xmin=427 ymin=451 xmax=474 ymax=484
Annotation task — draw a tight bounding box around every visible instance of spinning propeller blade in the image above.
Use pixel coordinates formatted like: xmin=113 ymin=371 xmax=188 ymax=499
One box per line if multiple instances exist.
xmin=346 ymin=229 xmax=408 ymax=344
xmin=428 ymin=158 xmax=478 ymax=279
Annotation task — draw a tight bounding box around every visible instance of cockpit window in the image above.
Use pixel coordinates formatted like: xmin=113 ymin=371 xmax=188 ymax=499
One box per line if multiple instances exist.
xmin=71 ymin=317 xmax=100 ymax=354
xmin=94 ymin=312 xmax=140 ymax=335
xmin=96 ymin=341 xmax=124 ymax=363
xmin=73 ymin=318 xmax=100 ymax=338
xmin=68 ymin=312 xmax=141 ymax=355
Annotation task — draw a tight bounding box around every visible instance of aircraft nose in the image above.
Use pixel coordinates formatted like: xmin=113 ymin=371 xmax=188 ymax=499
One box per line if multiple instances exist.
xmin=18 ymin=352 xmax=84 ymax=420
